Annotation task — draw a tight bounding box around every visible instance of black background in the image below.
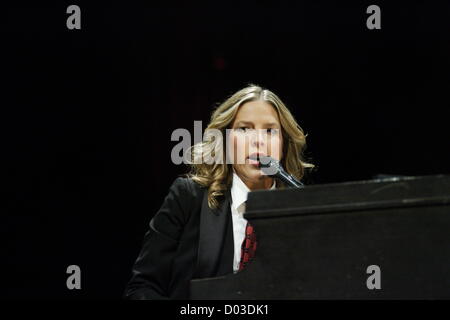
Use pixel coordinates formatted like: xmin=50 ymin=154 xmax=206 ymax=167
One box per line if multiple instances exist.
xmin=2 ymin=1 xmax=449 ymax=299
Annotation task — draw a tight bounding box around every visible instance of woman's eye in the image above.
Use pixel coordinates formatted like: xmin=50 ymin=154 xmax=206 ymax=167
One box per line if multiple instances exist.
xmin=267 ymin=128 xmax=278 ymax=134
xmin=236 ymin=127 xmax=248 ymax=132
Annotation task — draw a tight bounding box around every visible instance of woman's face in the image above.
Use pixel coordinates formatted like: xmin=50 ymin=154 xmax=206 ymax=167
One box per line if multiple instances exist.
xmin=229 ymin=100 xmax=283 ymax=188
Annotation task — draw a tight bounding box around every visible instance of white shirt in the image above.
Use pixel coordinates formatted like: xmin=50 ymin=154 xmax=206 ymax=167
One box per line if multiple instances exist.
xmin=230 ymin=172 xmax=276 ymax=273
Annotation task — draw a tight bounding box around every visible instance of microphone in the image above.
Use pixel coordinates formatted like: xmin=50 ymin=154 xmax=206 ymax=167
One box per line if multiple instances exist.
xmin=249 ymin=155 xmax=304 ymax=188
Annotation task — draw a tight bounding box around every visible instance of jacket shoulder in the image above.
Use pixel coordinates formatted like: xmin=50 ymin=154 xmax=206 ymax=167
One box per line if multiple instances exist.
xmin=172 ymin=176 xmax=205 ymax=194
xmin=168 ymin=176 xmax=206 ymax=216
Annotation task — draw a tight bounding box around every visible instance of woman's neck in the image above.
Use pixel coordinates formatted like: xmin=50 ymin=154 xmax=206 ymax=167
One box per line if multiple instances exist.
xmin=242 ymin=176 xmax=274 ymax=191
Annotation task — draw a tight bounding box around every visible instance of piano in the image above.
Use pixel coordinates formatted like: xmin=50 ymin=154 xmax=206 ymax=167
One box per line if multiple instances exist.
xmin=190 ymin=174 xmax=450 ymax=299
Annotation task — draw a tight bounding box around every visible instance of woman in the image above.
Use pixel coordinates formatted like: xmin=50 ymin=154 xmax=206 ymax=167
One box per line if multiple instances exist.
xmin=124 ymin=84 xmax=313 ymax=299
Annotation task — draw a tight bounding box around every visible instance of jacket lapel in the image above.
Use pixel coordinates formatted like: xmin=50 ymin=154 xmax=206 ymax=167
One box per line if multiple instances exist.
xmin=194 ymin=190 xmax=234 ymax=278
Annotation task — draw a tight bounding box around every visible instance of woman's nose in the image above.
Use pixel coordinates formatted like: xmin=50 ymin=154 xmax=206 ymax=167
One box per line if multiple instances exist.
xmin=250 ymin=129 xmax=267 ymax=147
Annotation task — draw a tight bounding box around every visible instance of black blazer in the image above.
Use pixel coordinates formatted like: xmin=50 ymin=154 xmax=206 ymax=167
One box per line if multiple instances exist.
xmin=124 ymin=177 xmax=235 ymax=299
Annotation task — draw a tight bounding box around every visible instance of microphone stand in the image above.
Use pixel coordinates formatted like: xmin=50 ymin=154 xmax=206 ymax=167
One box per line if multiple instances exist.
xmin=253 ymin=155 xmax=304 ymax=188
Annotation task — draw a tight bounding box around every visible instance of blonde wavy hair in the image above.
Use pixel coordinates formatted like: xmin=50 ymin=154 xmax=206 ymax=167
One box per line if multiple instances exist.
xmin=185 ymin=84 xmax=314 ymax=209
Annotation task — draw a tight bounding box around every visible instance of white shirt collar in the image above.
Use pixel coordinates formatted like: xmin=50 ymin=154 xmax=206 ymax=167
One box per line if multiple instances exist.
xmin=231 ymin=171 xmax=276 ymax=212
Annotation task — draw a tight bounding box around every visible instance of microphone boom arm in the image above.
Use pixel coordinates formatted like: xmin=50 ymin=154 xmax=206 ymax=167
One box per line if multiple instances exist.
xmin=251 ymin=155 xmax=304 ymax=188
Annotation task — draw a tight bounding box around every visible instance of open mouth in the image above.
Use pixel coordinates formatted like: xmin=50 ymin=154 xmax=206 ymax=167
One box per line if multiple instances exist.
xmin=248 ymin=158 xmax=260 ymax=166
xmin=247 ymin=153 xmax=266 ymax=166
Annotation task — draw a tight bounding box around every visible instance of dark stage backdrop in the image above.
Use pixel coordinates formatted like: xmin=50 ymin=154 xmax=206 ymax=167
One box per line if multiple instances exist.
xmin=2 ymin=1 xmax=449 ymax=299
